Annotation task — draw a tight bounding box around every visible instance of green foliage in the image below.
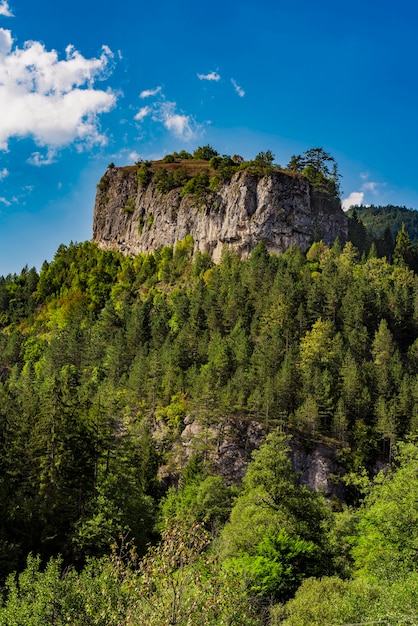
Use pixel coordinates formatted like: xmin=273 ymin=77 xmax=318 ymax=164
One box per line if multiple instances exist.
xmin=162 ymin=153 xmax=176 ymax=163
xmin=277 ymin=571 xmax=418 ymax=625
xmin=136 ymin=162 xmax=151 ymax=186
xmin=208 ymin=154 xmax=241 ymax=188
xmin=193 ymin=145 xmax=219 ymax=160
xmin=287 ymin=147 xmax=341 ymax=198
xmin=153 ymin=166 xmax=191 ymax=194
xmin=242 ymin=150 xmax=276 ymax=177
xmin=159 ymin=473 xmax=236 ymax=534
xmin=0 ymin=265 xmax=39 ymax=327
xmin=180 ymin=170 xmax=210 ymax=198
xmin=96 ymin=175 xmax=109 ymax=192
xmin=225 ymin=530 xmax=319 ymax=601
xmin=176 ymin=149 xmax=193 ymax=159
xmin=154 ymin=167 xmax=177 ymax=194
xmin=137 ymin=216 xmax=144 ymax=235
xmin=123 ymin=197 xmax=135 ymax=214
xmin=276 ymin=576 xmax=383 ymax=625
xmin=347 ymin=209 xmax=375 ymax=255
xmin=347 ymin=204 xmax=418 ymax=243
xmin=351 ymin=442 xmax=418 ymax=582
xmin=219 ymin=430 xmax=333 ymax=602
xmin=393 ymin=221 xmax=414 ymax=268
xmin=3 ymin=232 xmax=418 ymax=618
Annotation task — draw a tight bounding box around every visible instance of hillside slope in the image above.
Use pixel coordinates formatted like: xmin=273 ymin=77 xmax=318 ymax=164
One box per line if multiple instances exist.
xmin=347 ymin=205 xmax=418 ymax=242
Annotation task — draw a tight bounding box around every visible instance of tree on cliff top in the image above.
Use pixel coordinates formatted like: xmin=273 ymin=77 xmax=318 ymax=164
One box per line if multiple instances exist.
xmin=193 ymin=145 xmax=219 ymax=160
xmin=287 ymin=147 xmax=341 ymax=199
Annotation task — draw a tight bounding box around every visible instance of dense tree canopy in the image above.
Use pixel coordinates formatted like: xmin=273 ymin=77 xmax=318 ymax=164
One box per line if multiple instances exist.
xmin=1 ymin=232 xmax=418 ymax=622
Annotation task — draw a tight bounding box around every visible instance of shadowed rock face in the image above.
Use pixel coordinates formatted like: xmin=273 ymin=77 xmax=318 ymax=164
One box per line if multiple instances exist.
xmin=93 ymin=166 xmax=348 ymax=260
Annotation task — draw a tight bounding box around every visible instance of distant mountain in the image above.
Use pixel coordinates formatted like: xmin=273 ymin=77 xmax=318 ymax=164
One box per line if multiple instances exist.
xmin=347 ymin=205 xmax=418 ymax=243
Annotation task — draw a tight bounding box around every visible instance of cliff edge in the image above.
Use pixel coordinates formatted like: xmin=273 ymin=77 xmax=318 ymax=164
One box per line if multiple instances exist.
xmin=93 ymin=164 xmax=348 ymax=261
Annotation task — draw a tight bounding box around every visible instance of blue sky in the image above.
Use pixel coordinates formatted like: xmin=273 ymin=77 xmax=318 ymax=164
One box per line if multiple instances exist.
xmin=0 ymin=0 xmax=417 ymax=275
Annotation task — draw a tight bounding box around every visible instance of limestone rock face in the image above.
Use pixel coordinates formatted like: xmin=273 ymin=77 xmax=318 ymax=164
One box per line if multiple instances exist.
xmin=93 ymin=166 xmax=348 ymax=260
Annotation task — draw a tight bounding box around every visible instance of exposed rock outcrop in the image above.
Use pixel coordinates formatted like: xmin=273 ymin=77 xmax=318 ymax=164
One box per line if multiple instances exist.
xmin=93 ymin=166 xmax=348 ymax=260
xmin=154 ymin=414 xmax=345 ymax=498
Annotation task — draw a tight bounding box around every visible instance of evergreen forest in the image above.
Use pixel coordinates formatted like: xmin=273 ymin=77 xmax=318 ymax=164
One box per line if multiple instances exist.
xmin=348 ymin=204 xmax=418 ymax=244
xmin=2 ymin=227 xmax=418 ymax=623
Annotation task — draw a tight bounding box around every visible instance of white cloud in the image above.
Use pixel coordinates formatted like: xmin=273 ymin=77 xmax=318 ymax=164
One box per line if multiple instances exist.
xmin=127 ymin=151 xmax=143 ymax=163
xmin=157 ymin=102 xmax=195 ymax=140
xmin=342 ymin=172 xmax=387 ymax=211
xmin=134 ymin=105 xmax=151 ymax=121
xmin=139 ymin=86 xmax=162 ymax=98
xmin=28 ymin=148 xmax=57 ymax=166
xmin=362 ymin=181 xmax=378 ymax=193
xmin=231 ymin=78 xmax=245 ymax=97
xmin=134 ymin=94 xmax=199 ymax=141
xmin=362 ymin=180 xmax=386 ymax=194
xmin=198 ymin=71 xmax=220 ymax=81
xmin=0 ymin=167 xmax=8 ymax=179
xmin=342 ymin=191 xmax=364 ymax=211
xmin=0 ymin=196 xmax=11 ymax=206
xmin=0 ymin=29 xmax=116 ymax=154
xmin=164 ymin=112 xmax=192 ymax=138
xmin=0 ymin=26 xmax=11 ymax=55
xmin=359 ymin=172 xmax=385 ymax=195
xmin=0 ymin=1 xmax=13 ymax=17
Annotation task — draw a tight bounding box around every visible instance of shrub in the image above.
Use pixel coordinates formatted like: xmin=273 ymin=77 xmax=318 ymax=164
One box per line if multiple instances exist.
xmin=154 ymin=168 xmax=175 ymax=194
xmin=138 ymin=217 xmax=144 ymax=235
xmin=154 ymin=167 xmax=191 ymax=194
xmin=137 ymin=163 xmax=152 ymax=187
xmin=96 ymin=176 xmax=110 ymax=192
xmin=173 ymin=166 xmax=189 ymax=187
xmin=193 ymin=145 xmax=218 ymax=161
xmin=180 ymin=171 xmax=210 ymax=198
xmin=124 ymin=197 xmax=135 ymax=214
xmin=176 ymin=150 xmax=192 ymax=160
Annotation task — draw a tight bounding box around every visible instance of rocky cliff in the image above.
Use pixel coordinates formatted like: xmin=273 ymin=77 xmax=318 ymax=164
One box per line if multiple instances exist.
xmin=93 ymin=164 xmax=348 ymax=261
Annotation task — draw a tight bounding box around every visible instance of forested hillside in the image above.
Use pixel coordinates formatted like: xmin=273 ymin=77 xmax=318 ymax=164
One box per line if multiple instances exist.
xmin=347 ymin=204 xmax=418 ymax=250
xmin=2 ymin=236 xmax=418 ymax=623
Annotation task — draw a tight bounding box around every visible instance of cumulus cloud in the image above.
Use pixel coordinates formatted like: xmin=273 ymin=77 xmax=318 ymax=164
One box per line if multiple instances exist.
xmin=134 ymin=94 xmax=199 ymax=141
xmin=0 ymin=196 xmax=11 ymax=206
xmin=342 ymin=191 xmax=364 ymax=211
xmin=156 ymin=101 xmax=196 ymax=139
xmin=0 ymin=29 xmax=116 ymax=155
xmin=198 ymin=71 xmax=220 ymax=81
xmin=139 ymin=86 xmax=162 ymax=98
xmin=0 ymin=1 xmax=13 ymax=17
xmin=342 ymin=172 xmax=386 ymax=211
xmin=231 ymin=78 xmax=245 ymax=97
xmin=0 ymin=167 xmax=8 ymax=179
xmin=0 ymin=26 xmax=11 ymax=55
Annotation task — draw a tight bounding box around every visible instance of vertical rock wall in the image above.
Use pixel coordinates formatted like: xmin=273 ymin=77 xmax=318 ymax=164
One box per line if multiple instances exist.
xmin=93 ymin=166 xmax=348 ymax=260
